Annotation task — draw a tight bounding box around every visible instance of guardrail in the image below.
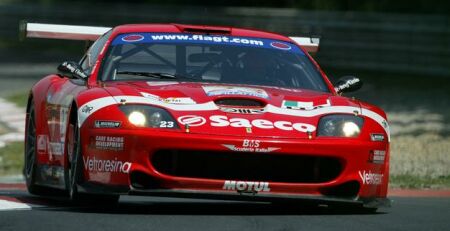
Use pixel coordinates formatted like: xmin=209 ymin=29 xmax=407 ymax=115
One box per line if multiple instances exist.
xmin=0 ymin=3 xmax=449 ymax=76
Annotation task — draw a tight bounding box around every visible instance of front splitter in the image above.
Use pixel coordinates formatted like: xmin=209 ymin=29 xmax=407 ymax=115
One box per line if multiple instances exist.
xmin=129 ymin=188 xmax=391 ymax=208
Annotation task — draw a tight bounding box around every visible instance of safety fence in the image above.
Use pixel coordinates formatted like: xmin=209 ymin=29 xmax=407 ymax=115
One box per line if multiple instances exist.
xmin=0 ymin=3 xmax=449 ymax=76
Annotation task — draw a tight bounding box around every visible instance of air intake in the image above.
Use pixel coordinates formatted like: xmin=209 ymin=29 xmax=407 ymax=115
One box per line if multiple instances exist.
xmin=151 ymin=150 xmax=343 ymax=183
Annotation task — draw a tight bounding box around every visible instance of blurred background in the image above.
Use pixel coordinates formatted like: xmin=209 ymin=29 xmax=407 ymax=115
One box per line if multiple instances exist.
xmin=0 ymin=0 xmax=449 ymax=188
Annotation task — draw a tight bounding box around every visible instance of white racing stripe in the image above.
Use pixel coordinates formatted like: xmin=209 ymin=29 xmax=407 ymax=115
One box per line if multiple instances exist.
xmin=77 ymin=96 xmax=217 ymax=126
xmin=78 ymin=95 xmax=390 ymax=141
xmin=78 ymin=96 xmax=119 ymax=127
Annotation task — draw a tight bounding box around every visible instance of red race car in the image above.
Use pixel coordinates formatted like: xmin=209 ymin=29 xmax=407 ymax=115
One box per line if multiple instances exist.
xmin=21 ymin=22 xmax=390 ymax=210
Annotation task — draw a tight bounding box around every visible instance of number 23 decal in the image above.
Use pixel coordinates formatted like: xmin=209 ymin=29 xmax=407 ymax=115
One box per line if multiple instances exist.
xmin=159 ymin=121 xmax=174 ymax=128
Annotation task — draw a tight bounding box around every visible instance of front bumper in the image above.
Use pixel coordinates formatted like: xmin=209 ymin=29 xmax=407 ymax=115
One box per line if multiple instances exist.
xmin=81 ymin=127 xmax=390 ymax=207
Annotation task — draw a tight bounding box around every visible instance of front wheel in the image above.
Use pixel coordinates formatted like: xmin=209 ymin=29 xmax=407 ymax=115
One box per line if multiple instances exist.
xmin=65 ymin=109 xmax=119 ymax=204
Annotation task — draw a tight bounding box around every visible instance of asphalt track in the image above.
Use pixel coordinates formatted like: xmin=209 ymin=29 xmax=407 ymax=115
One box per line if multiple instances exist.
xmin=0 ymin=184 xmax=449 ymax=231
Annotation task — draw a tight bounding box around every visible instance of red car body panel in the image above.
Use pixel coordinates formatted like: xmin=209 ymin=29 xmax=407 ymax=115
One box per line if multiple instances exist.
xmin=27 ymin=23 xmax=390 ymax=207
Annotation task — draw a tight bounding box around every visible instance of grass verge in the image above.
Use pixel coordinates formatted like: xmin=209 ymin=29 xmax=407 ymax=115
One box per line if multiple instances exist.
xmin=6 ymin=91 xmax=29 ymax=108
xmin=0 ymin=141 xmax=23 ymax=176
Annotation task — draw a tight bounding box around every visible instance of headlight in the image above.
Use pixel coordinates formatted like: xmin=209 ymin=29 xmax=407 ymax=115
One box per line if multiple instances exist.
xmin=119 ymin=105 xmax=179 ymax=129
xmin=128 ymin=111 xmax=146 ymax=126
xmin=317 ymin=115 xmax=363 ymax=137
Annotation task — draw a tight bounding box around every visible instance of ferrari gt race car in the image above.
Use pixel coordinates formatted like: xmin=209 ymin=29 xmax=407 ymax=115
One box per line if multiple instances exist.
xmin=20 ymin=22 xmax=390 ymax=210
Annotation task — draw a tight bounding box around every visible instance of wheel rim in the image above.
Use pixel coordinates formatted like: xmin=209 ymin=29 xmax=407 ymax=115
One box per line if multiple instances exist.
xmin=25 ymin=108 xmax=36 ymax=178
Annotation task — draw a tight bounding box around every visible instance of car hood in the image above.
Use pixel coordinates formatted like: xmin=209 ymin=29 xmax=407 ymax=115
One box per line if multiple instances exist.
xmin=103 ymin=81 xmax=361 ymax=139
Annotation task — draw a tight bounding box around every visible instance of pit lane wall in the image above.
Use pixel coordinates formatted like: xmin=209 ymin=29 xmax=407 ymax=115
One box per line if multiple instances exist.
xmin=0 ymin=3 xmax=449 ymax=77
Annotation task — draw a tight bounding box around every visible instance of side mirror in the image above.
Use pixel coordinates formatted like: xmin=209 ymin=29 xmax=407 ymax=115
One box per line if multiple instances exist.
xmin=334 ymin=76 xmax=363 ymax=94
xmin=57 ymin=61 xmax=89 ymax=80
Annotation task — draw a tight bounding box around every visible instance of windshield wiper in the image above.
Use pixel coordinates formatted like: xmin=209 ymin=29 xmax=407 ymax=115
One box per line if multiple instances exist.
xmin=116 ymin=71 xmax=178 ymax=79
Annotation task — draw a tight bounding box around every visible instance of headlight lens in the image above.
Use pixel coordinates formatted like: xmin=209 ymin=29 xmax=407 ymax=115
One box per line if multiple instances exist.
xmin=128 ymin=111 xmax=146 ymax=126
xmin=119 ymin=105 xmax=179 ymax=129
xmin=317 ymin=115 xmax=363 ymax=137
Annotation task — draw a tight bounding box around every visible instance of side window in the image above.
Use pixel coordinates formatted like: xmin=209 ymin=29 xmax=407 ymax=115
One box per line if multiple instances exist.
xmin=80 ymin=30 xmax=113 ymax=72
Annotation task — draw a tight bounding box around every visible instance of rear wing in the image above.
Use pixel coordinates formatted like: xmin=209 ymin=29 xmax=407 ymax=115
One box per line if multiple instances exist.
xmin=289 ymin=37 xmax=320 ymax=53
xmin=19 ymin=21 xmax=110 ymax=41
xmin=19 ymin=22 xmax=320 ymax=52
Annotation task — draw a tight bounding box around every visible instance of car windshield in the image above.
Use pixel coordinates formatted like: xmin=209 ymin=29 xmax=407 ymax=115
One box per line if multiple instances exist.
xmin=100 ymin=33 xmax=329 ymax=92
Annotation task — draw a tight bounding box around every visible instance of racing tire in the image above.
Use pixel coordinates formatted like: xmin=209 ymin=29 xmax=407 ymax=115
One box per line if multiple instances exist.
xmin=24 ymin=101 xmax=50 ymax=195
xmin=66 ymin=108 xmax=120 ymax=205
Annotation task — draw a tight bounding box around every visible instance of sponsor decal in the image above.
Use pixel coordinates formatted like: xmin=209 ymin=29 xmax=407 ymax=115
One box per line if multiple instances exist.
xmin=359 ymin=170 xmax=383 ymax=185
xmin=219 ymin=107 xmax=265 ymax=114
xmin=49 ymin=142 xmax=63 ymax=156
xmin=113 ymin=33 xmax=307 ymax=55
xmin=163 ymin=98 xmax=196 ymax=105
xmin=121 ymin=34 xmax=144 ymax=42
xmin=222 ymin=139 xmax=280 ymax=153
xmin=46 ymin=105 xmax=68 ymax=158
xmin=270 ymin=41 xmax=292 ymax=50
xmin=282 ymin=99 xmax=331 ymax=110
xmin=177 ymin=115 xmax=206 ymax=127
xmin=382 ymin=120 xmax=389 ymax=129
xmin=222 ymin=144 xmax=279 ymax=153
xmin=147 ymin=81 xmax=179 ymax=86
xmin=210 ymin=115 xmax=316 ymax=133
xmin=370 ymin=133 xmax=385 ymax=142
xmin=94 ymin=120 xmax=122 ymax=128
xmin=159 ymin=121 xmax=175 ymax=128
xmin=369 ymin=150 xmax=386 ymax=164
xmin=176 ymin=115 xmax=316 ymax=133
xmin=202 ymin=86 xmax=269 ymax=99
xmin=140 ymin=92 xmax=196 ymax=105
xmin=83 ymin=156 xmax=131 ymax=173
xmin=223 ymin=180 xmax=270 ymax=192
xmin=335 ymin=78 xmax=360 ymax=92
xmin=37 ymin=135 xmax=48 ymax=153
xmin=91 ymin=136 xmax=124 ymax=151
xmin=60 ymin=61 xmax=88 ymax=79
xmin=59 ymin=107 xmax=68 ymax=142
xmin=140 ymin=92 xmax=160 ymax=101
xmin=81 ymin=105 xmax=93 ymax=114
xmin=151 ymin=34 xmax=264 ymax=46
xmin=246 ymin=127 xmax=252 ymax=133
xmin=177 ymin=115 xmax=316 ymax=133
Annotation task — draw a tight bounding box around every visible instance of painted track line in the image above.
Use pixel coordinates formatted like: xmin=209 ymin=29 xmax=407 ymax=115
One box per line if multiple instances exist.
xmin=0 ymin=199 xmax=33 ymax=211
xmin=0 ymin=196 xmax=44 ymax=211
